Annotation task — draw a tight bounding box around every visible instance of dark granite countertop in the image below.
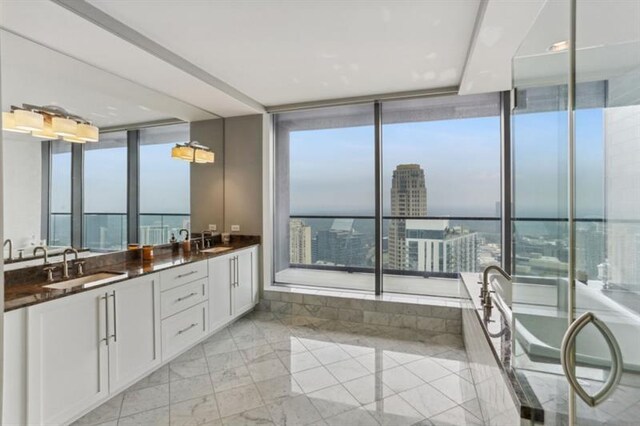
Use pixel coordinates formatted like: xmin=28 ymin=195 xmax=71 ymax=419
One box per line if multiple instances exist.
xmin=5 ymin=236 xmax=260 ymax=312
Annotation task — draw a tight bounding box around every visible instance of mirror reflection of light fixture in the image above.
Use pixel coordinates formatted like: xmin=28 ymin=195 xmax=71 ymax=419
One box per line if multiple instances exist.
xmin=63 ymin=135 xmax=86 ymax=143
xmin=2 ymin=112 xmax=30 ymax=134
xmin=31 ymin=116 xmax=59 ymax=139
xmin=14 ymin=109 xmax=44 ymax=131
xmin=77 ymin=123 xmax=99 ymax=142
xmin=2 ymin=104 xmax=99 ymax=144
xmin=52 ymin=117 xmax=78 ymax=137
xmin=171 ymin=141 xmax=214 ymax=164
xmin=548 ymin=40 xmax=569 ymax=52
xmin=171 ymin=145 xmax=194 ymax=160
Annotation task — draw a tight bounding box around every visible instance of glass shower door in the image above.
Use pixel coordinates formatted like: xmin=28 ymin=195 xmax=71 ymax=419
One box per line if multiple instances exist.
xmin=570 ymin=0 xmax=640 ymax=424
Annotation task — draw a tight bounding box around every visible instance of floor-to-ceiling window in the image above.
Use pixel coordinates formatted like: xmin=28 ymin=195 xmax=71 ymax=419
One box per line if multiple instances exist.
xmin=273 ymin=93 xmax=502 ymax=296
xmin=381 ymin=93 xmax=501 ymax=296
xmin=274 ymin=104 xmax=376 ymax=291
xmin=49 ymin=141 xmax=72 ymax=247
xmin=83 ymin=131 xmax=128 ymax=251
xmin=139 ymin=123 xmax=190 ymax=245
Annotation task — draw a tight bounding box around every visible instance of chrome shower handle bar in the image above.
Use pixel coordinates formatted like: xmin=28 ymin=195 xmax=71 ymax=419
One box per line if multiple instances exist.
xmin=560 ymin=311 xmax=623 ymax=407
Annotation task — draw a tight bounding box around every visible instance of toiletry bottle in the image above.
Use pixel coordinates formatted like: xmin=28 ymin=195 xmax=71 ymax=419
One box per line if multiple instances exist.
xmin=170 ymin=233 xmax=179 ymax=254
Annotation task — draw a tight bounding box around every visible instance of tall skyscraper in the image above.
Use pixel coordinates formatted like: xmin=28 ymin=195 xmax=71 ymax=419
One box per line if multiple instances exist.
xmin=289 ymin=219 xmax=312 ymax=264
xmin=388 ymin=164 xmax=427 ymax=270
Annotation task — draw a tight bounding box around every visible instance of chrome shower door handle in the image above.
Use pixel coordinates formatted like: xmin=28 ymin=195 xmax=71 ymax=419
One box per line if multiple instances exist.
xmin=560 ymin=311 xmax=623 ymax=407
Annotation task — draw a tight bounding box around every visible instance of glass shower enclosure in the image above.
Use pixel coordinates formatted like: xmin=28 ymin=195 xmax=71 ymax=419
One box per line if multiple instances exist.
xmin=511 ymin=0 xmax=640 ymax=424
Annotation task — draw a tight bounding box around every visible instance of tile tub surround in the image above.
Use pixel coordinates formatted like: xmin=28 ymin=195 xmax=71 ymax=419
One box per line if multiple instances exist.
xmin=74 ymin=310 xmax=485 ymax=426
xmin=4 ymin=235 xmax=260 ymax=312
xmin=459 ymin=273 xmax=544 ymax=425
xmin=260 ymin=286 xmax=464 ymax=334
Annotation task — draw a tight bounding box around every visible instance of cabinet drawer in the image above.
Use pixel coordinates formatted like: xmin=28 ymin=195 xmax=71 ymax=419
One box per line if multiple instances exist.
xmin=161 ymin=278 xmax=208 ymax=319
xmin=161 ymin=301 xmax=208 ymax=361
xmin=160 ymin=261 xmax=208 ymax=291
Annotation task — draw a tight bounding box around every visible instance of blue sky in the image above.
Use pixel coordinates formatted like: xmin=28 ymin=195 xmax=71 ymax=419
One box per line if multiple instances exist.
xmin=52 ymin=142 xmax=190 ymax=214
xmin=290 ymin=109 xmax=604 ymax=218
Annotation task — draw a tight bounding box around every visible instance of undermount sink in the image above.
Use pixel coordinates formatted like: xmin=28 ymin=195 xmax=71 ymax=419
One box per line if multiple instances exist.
xmin=43 ymin=272 xmax=126 ymax=291
xmin=201 ymin=246 xmax=233 ymax=254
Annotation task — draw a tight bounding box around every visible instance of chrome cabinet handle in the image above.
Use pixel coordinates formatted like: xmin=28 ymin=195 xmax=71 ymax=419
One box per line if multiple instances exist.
xmin=177 ymin=292 xmax=198 ymax=302
xmin=234 ymin=256 xmax=239 ymax=287
xmin=177 ymin=270 xmax=198 ymax=279
xmin=177 ymin=323 xmax=198 ymax=335
xmin=561 ymin=311 xmax=623 ymax=407
xmin=101 ymin=294 xmax=109 ymax=346
xmin=110 ymin=290 xmax=117 ymax=342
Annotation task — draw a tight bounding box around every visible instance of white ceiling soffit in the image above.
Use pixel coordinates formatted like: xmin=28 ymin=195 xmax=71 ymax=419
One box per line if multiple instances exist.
xmin=0 ymin=30 xmax=214 ymax=127
xmin=86 ymin=0 xmax=481 ymax=107
xmin=0 ymin=0 xmax=261 ymax=118
xmin=459 ymin=0 xmax=545 ymax=95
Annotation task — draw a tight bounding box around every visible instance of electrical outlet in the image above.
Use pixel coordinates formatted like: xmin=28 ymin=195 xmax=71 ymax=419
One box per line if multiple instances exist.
xmin=208 ymin=224 xmax=217 ymax=231
xmin=231 ymin=225 xmax=240 ymax=232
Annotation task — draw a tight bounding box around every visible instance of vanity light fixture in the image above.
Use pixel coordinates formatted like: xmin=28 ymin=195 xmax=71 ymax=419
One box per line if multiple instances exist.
xmin=14 ymin=109 xmax=44 ymax=132
xmin=171 ymin=141 xmax=214 ymax=164
xmin=32 ymin=116 xmax=59 ymax=139
xmin=2 ymin=112 xmax=30 ymax=133
xmin=1 ymin=104 xmax=100 ymax=143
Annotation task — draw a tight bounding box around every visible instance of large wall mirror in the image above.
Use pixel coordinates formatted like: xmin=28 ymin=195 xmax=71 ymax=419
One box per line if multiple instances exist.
xmin=2 ymin=30 xmax=215 ymax=268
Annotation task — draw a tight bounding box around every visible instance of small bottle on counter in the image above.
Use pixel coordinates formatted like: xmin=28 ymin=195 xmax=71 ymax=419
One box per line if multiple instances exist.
xmin=170 ymin=233 xmax=179 ymax=254
xmin=142 ymin=245 xmax=154 ymax=261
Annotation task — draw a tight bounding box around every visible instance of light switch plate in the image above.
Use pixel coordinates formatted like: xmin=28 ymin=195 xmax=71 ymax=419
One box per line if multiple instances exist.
xmin=208 ymin=224 xmax=217 ymax=231
xmin=231 ymin=225 xmax=240 ymax=232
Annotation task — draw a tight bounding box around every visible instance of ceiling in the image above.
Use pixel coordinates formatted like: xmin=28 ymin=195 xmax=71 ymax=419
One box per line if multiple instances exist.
xmin=2 ymin=0 xmax=632 ymax=120
xmin=86 ymin=0 xmax=481 ymax=106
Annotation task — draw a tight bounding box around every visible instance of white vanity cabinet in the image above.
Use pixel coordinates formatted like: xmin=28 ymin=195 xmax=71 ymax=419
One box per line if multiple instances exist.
xmin=208 ymin=245 xmax=258 ymax=331
xmin=26 ymin=274 xmax=160 ymax=425
xmin=26 ymin=286 xmax=110 ymax=425
xmin=5 ymin=244 xmax=260 ymax=426
xmin=107 ymin=275 xmax=161 ymax=393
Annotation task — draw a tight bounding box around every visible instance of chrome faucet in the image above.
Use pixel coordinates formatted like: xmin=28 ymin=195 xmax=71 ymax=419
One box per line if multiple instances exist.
xmin=179 ymin=228 xmax=190 ymax=241
xmin=481 ymin=265 xmax=511 ymax=309
xmin=33 ymin=245 xmax=49 ymax=264
xmin=3 ymin=238 xmax=13 ymax=261
xmin=201 ymin=230 xmax=213 ymax=248
xmin=62 ymin=248 xmax=79 ymax=279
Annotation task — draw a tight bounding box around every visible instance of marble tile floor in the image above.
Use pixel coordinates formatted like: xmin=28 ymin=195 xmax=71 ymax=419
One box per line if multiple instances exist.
xmin=73 ymin=311 xmax=485 ymax=426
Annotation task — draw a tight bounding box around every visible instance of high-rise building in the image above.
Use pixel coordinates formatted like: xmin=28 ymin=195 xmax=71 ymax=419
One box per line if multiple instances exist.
xmin=289 ymin=219 xmax=312 ymax=264
xmin=405 ymin=219 xmax=478 ymax=273
xmin=388 ymin=164 xmax=427 ymax=270
xmin=315 ymin=219 xmax=367 ymax=266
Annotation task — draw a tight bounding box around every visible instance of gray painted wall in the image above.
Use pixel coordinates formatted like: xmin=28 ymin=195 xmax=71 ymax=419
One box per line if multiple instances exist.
xmin=224 ymin=115 xmax=263 ymax=235
xmin=190 ymin=118 xmax=224 ymax=232
xmin=190 ymin=114 xmax=263 ymax=236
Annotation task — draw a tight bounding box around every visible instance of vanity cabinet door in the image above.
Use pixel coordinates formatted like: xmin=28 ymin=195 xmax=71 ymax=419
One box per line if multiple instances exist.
xmin=234 ymin=247 xmax=256 ymax=315
xmin=209 ymin=254 xmax=233 ymax=330
xmin=108 ymin=274 xmax=161 ymax=393
xmin=27 ymin=287 xmax=109 ymax=426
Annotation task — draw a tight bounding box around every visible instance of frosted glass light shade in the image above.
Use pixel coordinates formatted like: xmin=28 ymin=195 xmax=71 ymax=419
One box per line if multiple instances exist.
xmin=52 ymin=117 xmax=78 ymax=137
xmin=194 ymin=149 xmax=214 ymax=163
xmin=32 ymin=120 xmax=59 ymax=139
xmin=63 ymin=134 xmax=86 ymax=143
xmin=2 ymin=112 xmax=29 ymax=133
xmin=14 ymin=110 xmax=44 ymax=131
xmin=172 ymin=145 xmax=194 ymax=161
xmin=77 ymin=123 xmax=99 ymax=142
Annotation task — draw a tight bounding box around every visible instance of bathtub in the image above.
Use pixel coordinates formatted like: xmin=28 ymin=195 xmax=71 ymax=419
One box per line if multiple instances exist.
xmin=511 ymin=279 xmax=640 ymax=372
